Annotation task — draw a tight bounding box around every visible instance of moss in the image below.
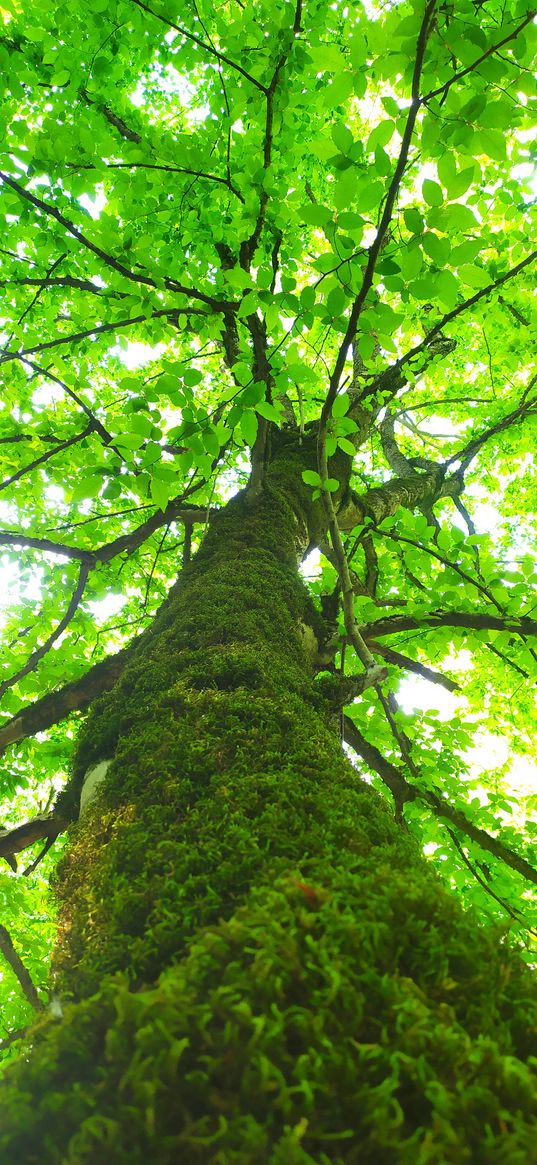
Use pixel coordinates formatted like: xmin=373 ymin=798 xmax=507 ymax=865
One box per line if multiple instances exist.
xmin=3 ymin=455 xmax=535 ymax=1161
xmin=0 ymin=864 xmax=535 ymax=1164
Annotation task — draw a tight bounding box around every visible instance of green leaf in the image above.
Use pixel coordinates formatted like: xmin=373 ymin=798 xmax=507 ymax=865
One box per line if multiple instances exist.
xmin=332 ymin=392 xmax=350 ymax=417
xmin=404 ymin=207 xmax=424 ymax=234
xmin=421 ymin=233 xmax=450 ymax=265
xmin=300 ymin=203 xmax=333 ymax=227
xmin=422 ymin=179 xmax=443 ymax=207
xmin=326 ymin=286 xmax=347 ymax=316
xmin=256 ymin=401 xmax=281 ymax=423
xmin=240 ymin=410 xmax=258 ymax=446
xmin=300 ymin=286 xmax=316 ymax=310
xmin=331 ymin=122 xmax=354 ymax=154
xmin=302 ymin=469 xmax=321 ymax=487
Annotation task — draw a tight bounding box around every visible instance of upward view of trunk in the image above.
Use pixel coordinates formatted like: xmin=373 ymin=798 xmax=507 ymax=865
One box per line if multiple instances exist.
xmin=0 ymin=444 xmax=535 ymax=1162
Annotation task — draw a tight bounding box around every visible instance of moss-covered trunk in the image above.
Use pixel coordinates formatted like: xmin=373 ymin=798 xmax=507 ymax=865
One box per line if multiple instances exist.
xmin=0 ymin=448 xmax=535 ymax=1163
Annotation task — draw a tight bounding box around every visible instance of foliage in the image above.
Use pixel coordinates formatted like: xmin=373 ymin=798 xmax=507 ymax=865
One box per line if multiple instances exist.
xmin=0 ymin=0 xmax=535 ymax=1080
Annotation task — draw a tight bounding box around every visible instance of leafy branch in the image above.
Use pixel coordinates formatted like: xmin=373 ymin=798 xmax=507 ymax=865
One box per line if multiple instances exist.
xmin=0 ymin=563 xmax=90 ymax=700
xmin=343 ymin=716 xmax=537 ymax=888
xmin=0 ymin=171 xmax=231 ymax=310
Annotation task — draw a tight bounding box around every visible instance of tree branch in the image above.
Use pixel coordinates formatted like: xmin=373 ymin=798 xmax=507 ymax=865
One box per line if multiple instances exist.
xmin=0 ymin=563 xmax=89 ymax=700
xmin=0 ymin=532 xmax=94 ymax=563
xmin=337 ymin=466 xmax=461 ymax=532
xmin=0 ymin=924 xmax=42 ymax=1011
xmin=321 ymin=0 xmax=438 ymax=422
xmin=130 ymin=0 xmax=268 ymax=93
xmin=239 ymin=0 xmax=302 ymax=268
xmin=362 ymin=612 xmax=537 ymax=640
xmin=448 ymin=389 xmax=537 ymax=473
xmin=0 ymin=423 xmax=95 ymax=493
xmin=0 ymin=813 xmax=66 ymax=863
xmin=0 ymin=307 xmax=206 ymax=366
xmin=421 ymin=10 xmax=537 ymax=105
xmin=0 ymin=649 xmax=129 ymax=757
xmin=0 ymin=172 xmax=231 ymax=309
xmin=343 ymin=716 xmax=537 ymax=886
xmin=66 ymin=160 xmax=244 ymax=201
xmin=363 ymin=252 xmax=537 ymax=399
xmin=0 ymin=274 xmax=119 ymax=296
xmin=369 ymin=640 xmax=460 ymax=692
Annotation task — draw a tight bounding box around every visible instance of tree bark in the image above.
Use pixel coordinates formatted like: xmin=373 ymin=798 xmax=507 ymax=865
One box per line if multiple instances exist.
xmin=0 ymin=442 xmax=535 ymax=1163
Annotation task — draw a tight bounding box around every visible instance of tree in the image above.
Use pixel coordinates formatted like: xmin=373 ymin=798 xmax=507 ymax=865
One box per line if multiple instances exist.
xmin=0 ymin=0 xmax=535 ymax=1158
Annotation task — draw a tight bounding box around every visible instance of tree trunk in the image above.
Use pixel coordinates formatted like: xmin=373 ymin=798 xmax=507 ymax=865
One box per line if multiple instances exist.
xmin=0 ymin=444 xmax=535 ymax=1163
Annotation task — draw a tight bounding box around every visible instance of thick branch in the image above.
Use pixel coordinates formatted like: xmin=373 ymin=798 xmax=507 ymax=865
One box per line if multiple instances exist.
xmin=0 ymin=532 xmax=93 ymax=563
xmin=0 ymin=813 xmax=66 ymax=862
xmin=362 ymin=612 xmax=537 ymax=639
xmin=337 ymin=467 xmax=460 ymax=531
xmin=94 ymin=500 xmax=209 ymax=565
xmin=0 ymin=649 xmax=129 ymax=757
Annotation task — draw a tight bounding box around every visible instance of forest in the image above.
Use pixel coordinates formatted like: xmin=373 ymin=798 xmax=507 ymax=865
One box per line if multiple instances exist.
xmin=0 ymin=0 xmax=535 ymax=1160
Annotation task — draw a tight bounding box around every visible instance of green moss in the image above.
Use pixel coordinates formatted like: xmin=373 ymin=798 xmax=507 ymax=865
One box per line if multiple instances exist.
xmin=4 ymin=460 xmax=534 ymax=1162
xmin=1 ymin=863 xmax=535 ymax=1164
